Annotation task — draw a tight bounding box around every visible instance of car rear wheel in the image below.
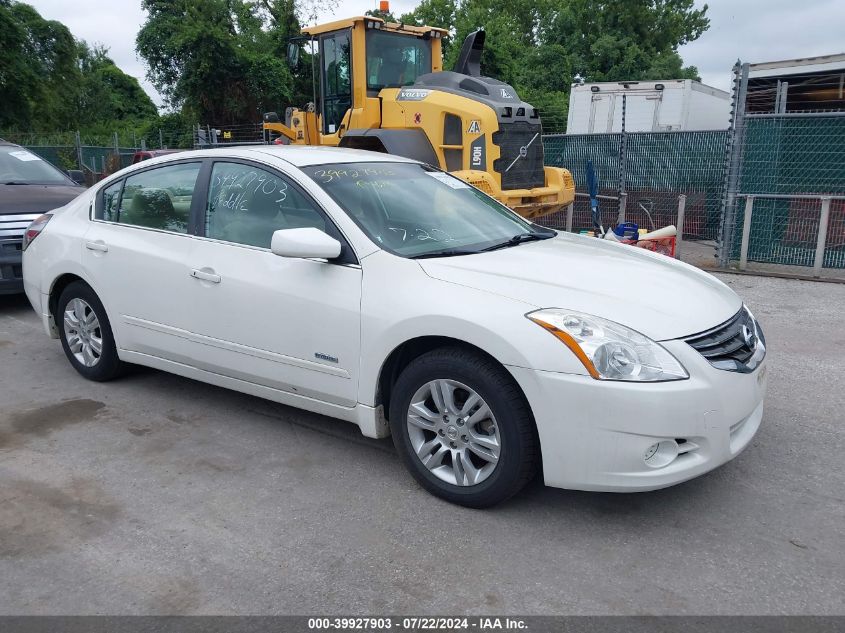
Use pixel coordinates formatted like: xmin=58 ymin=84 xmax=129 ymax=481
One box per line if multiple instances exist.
xmin=389 ymin=347 xmax=539 ymax=508
xmin=57 ymin=281 xmax=126 ymax=381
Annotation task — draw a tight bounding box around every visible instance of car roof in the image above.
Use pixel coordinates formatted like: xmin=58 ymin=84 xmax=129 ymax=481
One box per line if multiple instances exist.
xmin=253 ymin=145 xmax=419 ymax=167
xmin=140 ymin=145 xmax=419 ymax=168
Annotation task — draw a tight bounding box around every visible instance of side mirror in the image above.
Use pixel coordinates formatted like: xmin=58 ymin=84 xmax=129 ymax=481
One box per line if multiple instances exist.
xmin=271 ymin=227 xmax=341 ymax=260
xmin=67 ymin=169 xmax=85 ymax=185
xmin=286 ymin=42 xmax=301 ymax=69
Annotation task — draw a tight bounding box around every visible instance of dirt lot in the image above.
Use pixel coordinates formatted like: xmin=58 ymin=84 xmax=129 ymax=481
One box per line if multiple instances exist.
xmin=1 ymin=273 xmax=843 ymax=615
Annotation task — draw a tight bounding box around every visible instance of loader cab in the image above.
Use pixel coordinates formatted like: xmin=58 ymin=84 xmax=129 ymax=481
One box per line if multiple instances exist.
xmin=365 ymin=28 xmax=433 ymax=94
xmin=303 ymin=16 xmax=446 ymax=138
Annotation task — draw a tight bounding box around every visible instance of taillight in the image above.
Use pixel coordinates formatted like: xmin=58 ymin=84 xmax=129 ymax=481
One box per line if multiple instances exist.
xmin=22 ymin=214 xmax=52 ymax=251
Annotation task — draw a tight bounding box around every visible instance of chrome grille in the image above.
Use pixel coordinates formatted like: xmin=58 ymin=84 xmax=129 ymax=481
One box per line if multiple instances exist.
xmin=684 ymin=307 xmax=765 ymax=372
xmin=493 ymin=121 xmax=545 ymax=190
xmin=0 ymin=213 xmax=41 ymax=241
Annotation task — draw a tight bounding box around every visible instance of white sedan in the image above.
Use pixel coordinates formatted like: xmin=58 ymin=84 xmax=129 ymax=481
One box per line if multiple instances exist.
xmin=22 ymin=147 xmax=767 ymax=507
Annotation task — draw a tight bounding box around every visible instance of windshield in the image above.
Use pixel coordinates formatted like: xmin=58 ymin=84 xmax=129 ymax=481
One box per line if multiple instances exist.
xmin=303 ymin=162 xmax=552 ymax=258
xmin=0 ymin=146 xmax=71 ymax=185
xmin=366 ymin=30 xmax=432 ymax=90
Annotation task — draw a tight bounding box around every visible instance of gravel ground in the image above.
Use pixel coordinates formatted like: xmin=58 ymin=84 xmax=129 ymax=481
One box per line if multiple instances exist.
xmin=0 ymin=273 xmax=843 ymax=615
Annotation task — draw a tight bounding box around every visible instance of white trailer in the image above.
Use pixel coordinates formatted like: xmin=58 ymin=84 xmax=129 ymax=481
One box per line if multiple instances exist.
xmin=566 ymin=79 xmax=731 ymax=133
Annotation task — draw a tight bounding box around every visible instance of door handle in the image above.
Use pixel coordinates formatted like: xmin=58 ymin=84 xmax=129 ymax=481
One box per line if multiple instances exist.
xmin=190 ymin=268 xmax=221 ymax=284
xmin=85 ymin=240 xmax=108 ymax=253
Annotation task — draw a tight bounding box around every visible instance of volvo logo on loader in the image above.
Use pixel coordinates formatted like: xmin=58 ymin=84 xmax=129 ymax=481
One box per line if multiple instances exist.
xmin=397 ymin=88 xmax=431 ymax=101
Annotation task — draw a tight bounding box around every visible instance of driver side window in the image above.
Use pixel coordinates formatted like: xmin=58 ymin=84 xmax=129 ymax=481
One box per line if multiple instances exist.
xmin=205 ymin=162 xmax=326 ymax=249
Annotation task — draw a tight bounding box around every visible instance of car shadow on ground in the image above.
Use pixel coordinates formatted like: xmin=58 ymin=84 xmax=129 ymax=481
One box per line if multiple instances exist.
xmin=122 ymin=359 xmax=726 ymax=528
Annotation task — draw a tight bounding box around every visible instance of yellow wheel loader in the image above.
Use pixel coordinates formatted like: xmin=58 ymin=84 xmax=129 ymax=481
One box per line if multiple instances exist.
xmin=262 ymin=15 xmax=574 ymax=220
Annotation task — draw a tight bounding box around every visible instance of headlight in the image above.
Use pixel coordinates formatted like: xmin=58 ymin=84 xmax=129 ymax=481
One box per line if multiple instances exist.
xmin=744 ymin=305 xmax=766 ymax=348
xmin=527 ymin=309 xmax=688 ymax=382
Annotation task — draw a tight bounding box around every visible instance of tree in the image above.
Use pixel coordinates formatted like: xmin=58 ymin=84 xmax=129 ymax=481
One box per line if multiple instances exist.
xmin=0 ymin=0 xmax=37 ymax=128
xmin=137 ymin=0 xmax=297 ymax=124
xmin=545 ymin=0 xmax=708 ymax=83
xmin=77 ymin=44 xmax=158 ymax=125
xmin=0 ymin=1 xmax=158 ymax=132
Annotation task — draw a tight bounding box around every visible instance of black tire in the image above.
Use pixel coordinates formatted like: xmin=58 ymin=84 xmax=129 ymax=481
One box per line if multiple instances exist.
xmin=389 ymin=347 xmax=539 ymax=508
xmin=57 ymin=281 xmax=126 ymax=381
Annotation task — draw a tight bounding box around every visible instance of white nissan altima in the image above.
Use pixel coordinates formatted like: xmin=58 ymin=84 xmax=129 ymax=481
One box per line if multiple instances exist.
xmin=22 ymin=146 xmax=767 ymax=507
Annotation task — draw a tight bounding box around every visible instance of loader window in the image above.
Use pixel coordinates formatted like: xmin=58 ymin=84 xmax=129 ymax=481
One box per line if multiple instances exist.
xmin=366 ymin=30 xmax=432 ymax=92
xmin=321 ymin=30 xmax=352 ymax=135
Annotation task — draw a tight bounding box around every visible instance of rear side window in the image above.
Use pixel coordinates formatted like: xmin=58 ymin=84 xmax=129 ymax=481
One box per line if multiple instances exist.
xmin=108 ymin=163 xmax=201 ymax=233
xmin=205 ymin=162 xmax=326 ymax=249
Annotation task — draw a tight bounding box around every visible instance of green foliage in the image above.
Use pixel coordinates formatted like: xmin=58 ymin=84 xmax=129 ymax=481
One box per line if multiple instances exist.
xmin=77 ymin=43 xmax=159 ymax=124
xmin=0 ymin=1 xmax=158 ymax=133
xmin=546 ymin=0 xmax=707 ymax=82
xmin=137 ymin=0 xmax=298 ymax=123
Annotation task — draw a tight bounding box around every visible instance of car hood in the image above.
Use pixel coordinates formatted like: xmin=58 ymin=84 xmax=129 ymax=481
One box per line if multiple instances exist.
xmin=0 ymin=184 xmax=84 ymax=214
xmin=417 ymin=233 xmax=741 ymax=340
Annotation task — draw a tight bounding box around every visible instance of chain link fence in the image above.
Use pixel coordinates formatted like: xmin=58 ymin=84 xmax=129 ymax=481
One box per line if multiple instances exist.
xmin=719 ymin=60 xmax=845 ymax=278
xmin=542 ymin=131 xmax=728 ymax=242
xmin=194 ymin=123 xmax=264 ymax=147
xmin=22 ymin=145 xmax=138 ymax=178
xmin=2 ymin=128 xmax=195 ymax=185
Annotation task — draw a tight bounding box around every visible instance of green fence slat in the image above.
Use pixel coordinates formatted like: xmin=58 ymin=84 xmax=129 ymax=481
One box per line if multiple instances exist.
xmin=730 ymin=115 xmax=845 ymax=269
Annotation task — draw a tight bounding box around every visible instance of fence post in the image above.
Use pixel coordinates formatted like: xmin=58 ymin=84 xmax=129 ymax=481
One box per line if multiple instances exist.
xmin=617 ymin=95 xmax=628 ymax=210
xmin=719 ymin=62 xmax=750 ymax=268
xmin=813 ymin=197 xmax=832 ymax=278
xmin=565 ymin=203 xmax=574 ymax=233
xmin=739 ymin=196 xmax=754 ymax=271
xmin=617 ymin=192 xmax=627 ymax=224
xmin=159 ymin=128 xmax=165 ymax=149
xmin=74 ymin=131 xmax=83 ymax=171
xmin=675 ymin=194 xmax=686 ymax=259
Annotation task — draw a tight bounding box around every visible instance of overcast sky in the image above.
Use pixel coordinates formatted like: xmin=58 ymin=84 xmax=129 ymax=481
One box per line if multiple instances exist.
xmin=25 ymin=0 xmax=845 ymax=109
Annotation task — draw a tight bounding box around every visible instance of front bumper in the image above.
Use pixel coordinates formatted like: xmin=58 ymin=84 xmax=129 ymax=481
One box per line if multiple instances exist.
xmin=0 ymin=240 xmax=24 ymax=294
xmin=452 ymin=167 xmax=576 ymax=221
xmin=508 ymin=339 xmax=768 ymax=492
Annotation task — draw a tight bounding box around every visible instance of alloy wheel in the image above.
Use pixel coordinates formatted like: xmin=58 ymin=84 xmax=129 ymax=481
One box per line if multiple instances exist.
xmin=406 ymin=379 xmax=501 ymax=486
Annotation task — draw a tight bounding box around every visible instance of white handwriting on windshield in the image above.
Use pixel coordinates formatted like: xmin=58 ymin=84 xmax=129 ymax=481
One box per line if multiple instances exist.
xmin=313 ymin=167 xmax=395 ymax=183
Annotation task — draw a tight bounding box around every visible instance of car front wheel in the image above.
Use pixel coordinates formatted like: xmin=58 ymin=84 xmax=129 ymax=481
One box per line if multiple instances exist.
xmin=389 ymin=347 xmax=539 ymax=508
